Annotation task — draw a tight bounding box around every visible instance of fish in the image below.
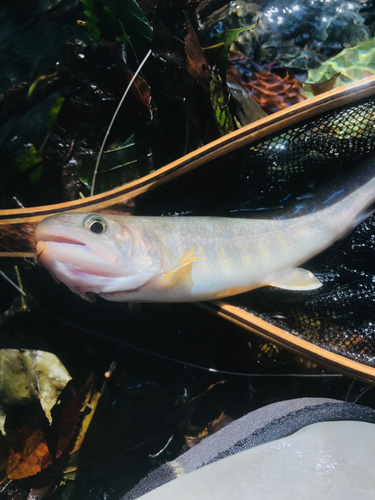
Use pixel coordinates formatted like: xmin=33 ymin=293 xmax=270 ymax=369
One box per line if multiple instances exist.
xmin=34 ymin=151 xmax=375 ymax=303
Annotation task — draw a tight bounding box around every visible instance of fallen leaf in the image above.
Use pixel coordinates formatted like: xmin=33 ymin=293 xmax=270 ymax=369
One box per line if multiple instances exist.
xmin=125 ymin=71 xmax=152 ymax=118
xmin=7 ymin=427 xmax=52 ymax=480
xmin=227 ymin=59 xmax=307 ymax=114
xmin=303 ymin=73 xmax=341 ymax=96
xmin=0 ymin=431 xmax=9 ymax=477
xmin=33 ymin=351 xmax=72 ymax=425
xmin=185 ymin=14 xmax=211 ymax=94
xmin=70 ymin=388 xmax=101 ymax=455
xmin=184 ymin=413 xmax=233 ymax=449
xmin=56 ymin=374 xmax=98 ymax=458
xmin=0 ymin=349 xmax=72 ymax=433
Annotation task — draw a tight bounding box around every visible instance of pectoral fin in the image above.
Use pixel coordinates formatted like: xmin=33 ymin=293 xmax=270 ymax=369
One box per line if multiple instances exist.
xmin=163 ymin=247 xmax=199 ymax=286
xmin=76 ymin=291 xmax=96 ymax=302
xmin=268 ymin=268 xmax=322 ymax=291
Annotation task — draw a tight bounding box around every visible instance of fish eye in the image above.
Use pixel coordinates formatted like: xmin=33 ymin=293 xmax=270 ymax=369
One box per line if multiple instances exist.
xmin=84 ymin=216 xmax=107 ymax=234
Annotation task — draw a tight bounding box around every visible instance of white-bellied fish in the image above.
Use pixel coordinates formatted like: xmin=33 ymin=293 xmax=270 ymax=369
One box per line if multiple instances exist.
xmin=35 ymin=152 xmax=375 ymax=303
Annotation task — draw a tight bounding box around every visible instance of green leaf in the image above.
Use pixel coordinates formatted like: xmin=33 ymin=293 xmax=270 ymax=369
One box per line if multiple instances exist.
xmin=0 ymin=349 xmax=72 ymax=433
xmin=203 ymin=24 xmax=257 ymax=82
xmin=80 ymin=0 xmax=102 ymax=44
xmin=14 ymin=145 xmax=43 ymax=184
xmin=47 ymin=97 xmax=65 ymax=131
xmin=76 ymin=131 xmax=156 ymax=193
xmin=80 ymin=0 xmax=152 ymax=56
xmin=116 ymin=20 xmax=131 ymax=44
xmin=210 ymin=72 xmax=235 ymax=136
xmin=306 ymin=36 xmax=375 ymax=97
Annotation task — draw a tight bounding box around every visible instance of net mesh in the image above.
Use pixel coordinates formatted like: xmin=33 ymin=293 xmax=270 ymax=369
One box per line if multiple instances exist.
xmin=227 ymin=96 xmax=375 ymax=209
xmin=248 ymin=100 xmax=375 ymax=176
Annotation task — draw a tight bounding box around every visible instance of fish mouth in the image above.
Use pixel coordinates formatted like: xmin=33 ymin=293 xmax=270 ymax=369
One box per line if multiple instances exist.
xmin=35 ymin=221 xmax=120 ymax=264
xmin=39 ymin=235 xmax=87 ymax=246
xmin=35 ymin=233 xmax=124 ymax=280
xmin=35 ymin=235 xmax=86 ymax=261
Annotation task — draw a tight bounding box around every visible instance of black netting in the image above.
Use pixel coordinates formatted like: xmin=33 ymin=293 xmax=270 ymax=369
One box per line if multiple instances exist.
xmin=138 ymin=96 xmax=375 ymax=218
xmin=228 ymin=96 xmax=375 ymax=205
xmin=248 ymin=99 xmax=375 ymax=176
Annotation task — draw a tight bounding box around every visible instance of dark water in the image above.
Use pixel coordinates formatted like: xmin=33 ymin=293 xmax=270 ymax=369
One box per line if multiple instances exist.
xmin=1 ymin=2 xmax=375 ymax=500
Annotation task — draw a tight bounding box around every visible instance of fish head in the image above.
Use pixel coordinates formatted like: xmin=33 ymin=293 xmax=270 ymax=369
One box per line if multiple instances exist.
xmin=34 ymin=213 xmax=163 ymax=298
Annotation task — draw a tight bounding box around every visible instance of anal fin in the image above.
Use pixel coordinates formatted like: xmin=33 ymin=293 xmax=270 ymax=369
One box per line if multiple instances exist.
xmin=268 ymin=267 xmax=322 ymax=291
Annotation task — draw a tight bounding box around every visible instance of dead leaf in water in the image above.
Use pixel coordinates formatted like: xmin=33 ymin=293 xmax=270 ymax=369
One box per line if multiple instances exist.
xmin=185 ymin=14 xmax=211 ymax=94
xmin=56 ymin=374 xmax=100 ymax=458
xmin=184 ymin=413 xmax=233 ymax=449
xmin=125 ymin=70 xmax=153 ymax=119
xmin=7 ymin=427 xmax=52 ymax=480
xmin=70 ymin=385 xmax=101 ymax=456
xmin=303 ymin=73 xmax=341 ymax=96
xmin=227 ymin=59 xmax=307 ymax=114
xmin=0 ymin=349 xmax=72 ymax=434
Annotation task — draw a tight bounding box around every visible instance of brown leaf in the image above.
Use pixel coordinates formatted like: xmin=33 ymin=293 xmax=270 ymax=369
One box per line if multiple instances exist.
xmin=303 ymin=73 xmax=341 ymax=96
xmin=70 ymin=386 xmax=101 ymax=455
xmin=184 ymin=14 xmax=211 ymax=94
xmin=0 ymin=431 xmax=9 ymax=482
xmin=7 ymin=427 xmax=52 ymax=480
xmin=184 ymin=413 xmax=233 ymax=449
xmin=125 ymin=71 xmax=152 ymax=118
xmin=227 ymin=58 xmax=307 ymax=114
xmin=56 ymin=374 xmax=97 ymax=458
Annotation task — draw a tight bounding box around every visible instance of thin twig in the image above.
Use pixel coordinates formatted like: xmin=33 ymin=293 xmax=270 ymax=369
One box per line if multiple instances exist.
xmin=91 ymin=49 xmax=152 ymax=196
xmin=14 ymin=265 xmax=29 ymax=310
xmin=0 ymin=270 xmax=26 ymax=297
xmin=353 ymin=385 xmax=373 ymax=404
xmin=149 ymin=434 xmax=174 ymax=458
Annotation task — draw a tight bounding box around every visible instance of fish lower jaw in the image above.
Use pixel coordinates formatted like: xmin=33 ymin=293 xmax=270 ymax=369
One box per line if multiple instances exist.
xmin=47 ymin=262 xmax=158 ymax=297
xmin=41 ymin=261 xmax=120 ymax=295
